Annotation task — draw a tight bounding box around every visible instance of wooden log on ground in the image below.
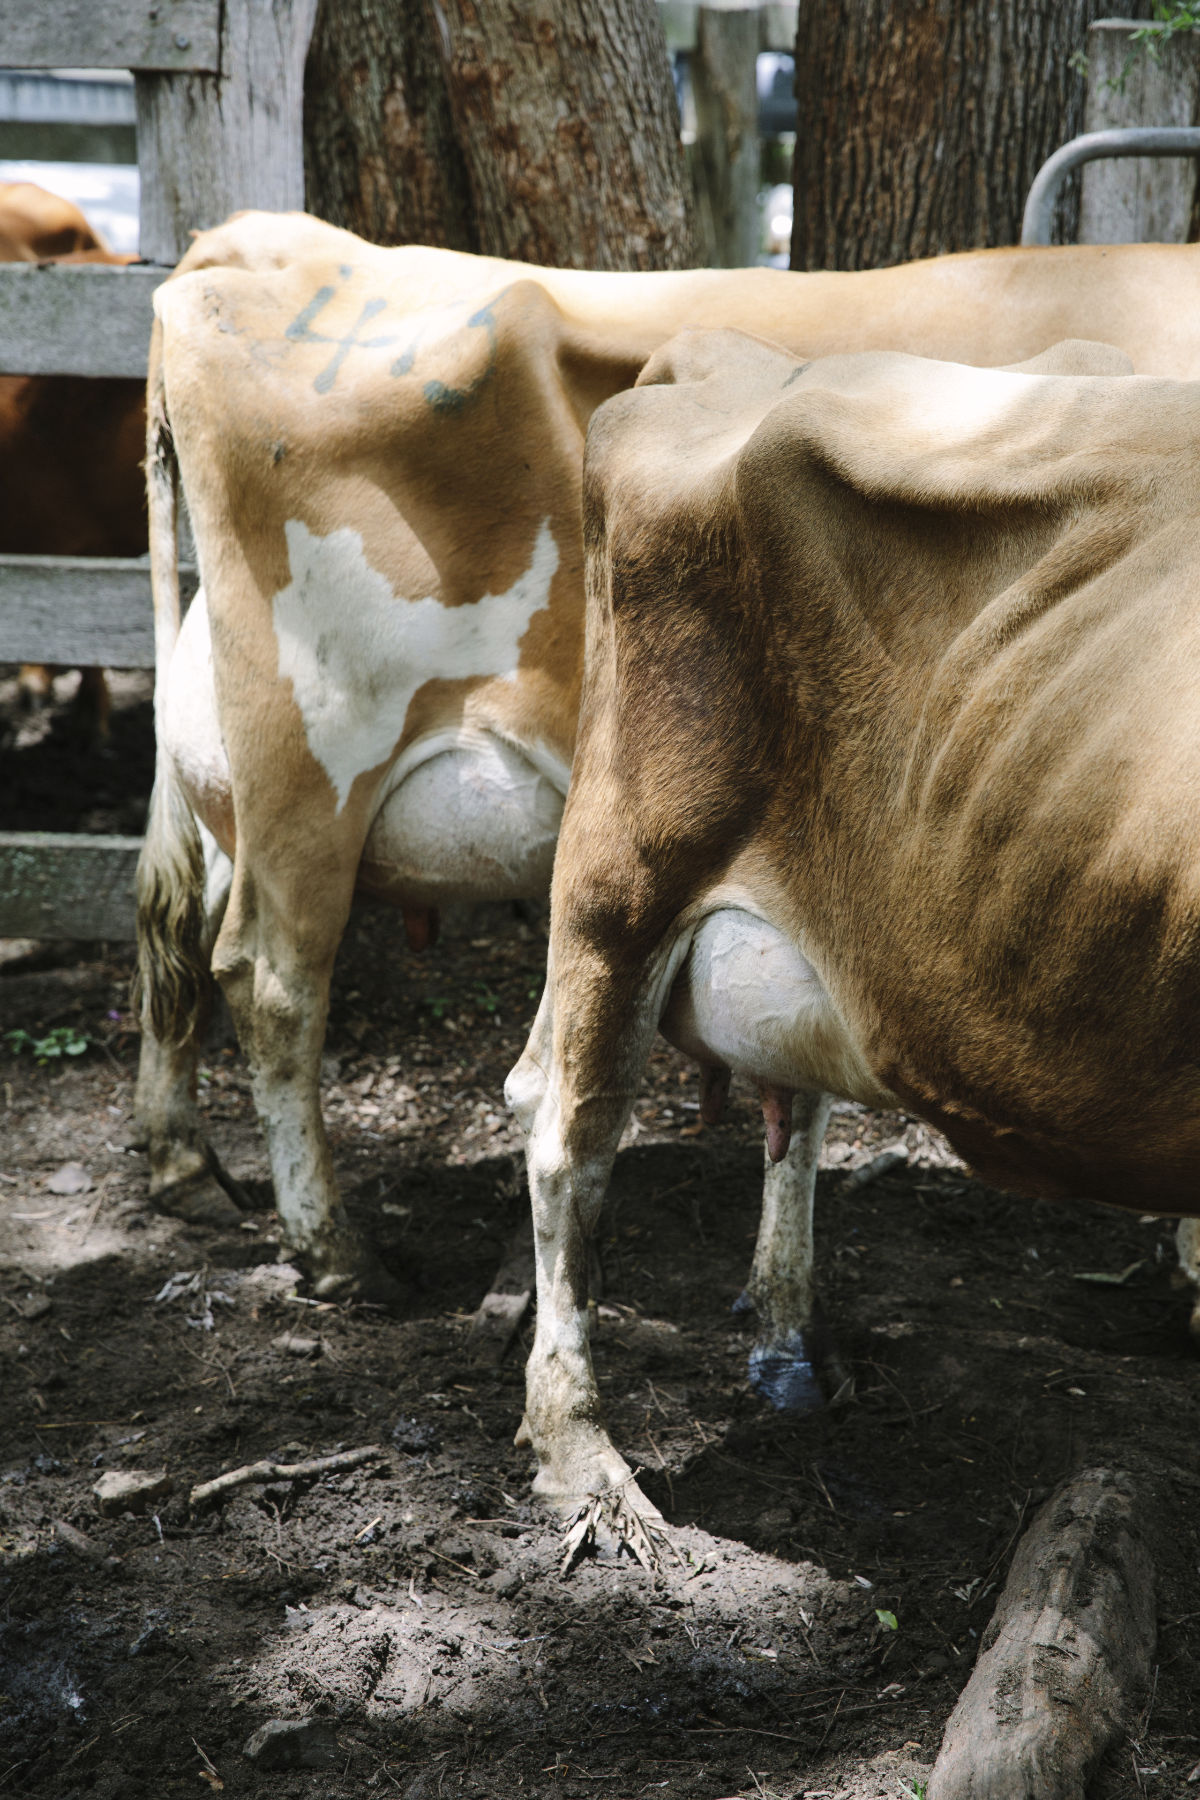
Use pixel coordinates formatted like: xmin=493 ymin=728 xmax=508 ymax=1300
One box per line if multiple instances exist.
xmin=928 ymin=1467 xmax=1155 ymax=1800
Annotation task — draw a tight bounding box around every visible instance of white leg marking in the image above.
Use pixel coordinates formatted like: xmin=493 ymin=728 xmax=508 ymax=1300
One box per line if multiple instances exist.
xmin=509 ymin=940 xmax=692 ymax=1517
xmin=745 ymin=1091 xmax=833 ymax=1411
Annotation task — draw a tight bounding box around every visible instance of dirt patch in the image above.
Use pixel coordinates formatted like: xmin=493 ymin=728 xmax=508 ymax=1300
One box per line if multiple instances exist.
xmin=0 ymin=677 xmax=1197 ymax=1799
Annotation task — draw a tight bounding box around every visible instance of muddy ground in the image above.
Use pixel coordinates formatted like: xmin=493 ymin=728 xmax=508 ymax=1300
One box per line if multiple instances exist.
xmin=0 ymin=672 xmax=1198 ymax=1799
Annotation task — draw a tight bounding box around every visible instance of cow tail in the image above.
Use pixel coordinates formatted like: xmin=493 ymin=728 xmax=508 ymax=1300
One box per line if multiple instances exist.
xmin=132 ymin=321 xmax=211 ymax=1047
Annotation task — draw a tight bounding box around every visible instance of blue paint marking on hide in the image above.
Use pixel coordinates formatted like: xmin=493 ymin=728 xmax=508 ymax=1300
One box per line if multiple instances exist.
xmin=421 ymin=290 xmax=509 ymax=415
xmin=284 ymin=281 xmax=399 ymax=394
xmin=283 ymin=277 xmax=513 ymax=405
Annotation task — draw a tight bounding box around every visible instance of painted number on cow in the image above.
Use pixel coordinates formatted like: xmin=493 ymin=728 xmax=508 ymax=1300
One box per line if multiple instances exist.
xmin=283 ymin=268 xmax=508 ymax=411
xmin=284 ymin=275 xmax=398 ymax=395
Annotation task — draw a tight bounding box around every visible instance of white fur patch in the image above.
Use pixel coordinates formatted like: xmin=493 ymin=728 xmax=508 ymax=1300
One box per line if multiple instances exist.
xmin=273 ymin=518 xmax=559 ymax=810
xmin=163 ymin=589 xmax=232 ymax=832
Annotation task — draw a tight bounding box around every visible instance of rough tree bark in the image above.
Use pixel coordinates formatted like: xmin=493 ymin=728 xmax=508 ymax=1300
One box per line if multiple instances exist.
xmin=791 ymin=0 xmax=1156 ymax=270
xmin=304 ymin=0 xmax=695 ymax=271
xmin=303 ymin=0 xmax=477 ymax=252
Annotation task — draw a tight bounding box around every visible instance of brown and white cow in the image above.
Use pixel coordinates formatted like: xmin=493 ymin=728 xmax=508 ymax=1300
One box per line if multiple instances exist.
xmin=505 ymin=327 xmax=1200 ymax=1540
xmin=0 ymin=182 xmax=146 ymax=734
xmin=135 ymin=211 xmax=1200 ymax=1350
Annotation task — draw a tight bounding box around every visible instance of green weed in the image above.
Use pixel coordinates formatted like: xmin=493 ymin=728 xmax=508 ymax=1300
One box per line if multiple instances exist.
xmin=5 ymin=1024 xmax=91 ymax=1064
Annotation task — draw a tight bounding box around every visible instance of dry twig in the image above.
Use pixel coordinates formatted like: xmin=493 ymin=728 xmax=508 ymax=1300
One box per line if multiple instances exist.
xmin=560 ymin=1470 xmax=674 ymax=1576
xmin=189 ymin=1443 xmax=385 ymax=1509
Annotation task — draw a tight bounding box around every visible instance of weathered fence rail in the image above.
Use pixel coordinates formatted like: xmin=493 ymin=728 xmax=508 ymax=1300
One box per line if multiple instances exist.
xmin=0 ymin=0 xmax=315 ymax=940
xmin=0 ymin=261 xmax=161 ymax=376
xmin=0 ymin=1 xmax=221 ymax=75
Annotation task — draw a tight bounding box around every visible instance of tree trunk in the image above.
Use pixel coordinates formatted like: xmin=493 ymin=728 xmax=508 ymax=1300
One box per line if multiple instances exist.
xmin=791 ymin=0 xmax=1155 ymax=271
xmin=304 ymin=0 xmax=695 ymax=272
xmin=303 ymin=0 xmax=477 ymax=251
xmin=691 ymin=6 xmax=761 ymax=268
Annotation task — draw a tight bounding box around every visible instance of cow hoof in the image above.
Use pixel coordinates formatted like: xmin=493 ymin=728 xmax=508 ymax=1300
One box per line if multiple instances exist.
xmin=748 ymin=1331 xmax=824 ymax=1413
xmin=153 ymin=1171 xmax=244 ymax=1230
xmin=533 ymin=1445 xmax=670 ymax=1573
xmin=559 ymin=1479 xmax=672 ymax=1575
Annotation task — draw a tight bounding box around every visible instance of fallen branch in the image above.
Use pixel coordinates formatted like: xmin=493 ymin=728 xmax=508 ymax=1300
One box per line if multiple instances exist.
xmin=842 ymin=1142 xmax=907 ymax=1192
xmin=468 ymin=1215 xmax=535 ymax=1366
xmin=52 ymin=1517 xmax=119 ymax=1567
xmin=928 ymin=1467 xmax=1155 ymax=1800
xmin=189 ymin=1444 xmax=386 ymax=1510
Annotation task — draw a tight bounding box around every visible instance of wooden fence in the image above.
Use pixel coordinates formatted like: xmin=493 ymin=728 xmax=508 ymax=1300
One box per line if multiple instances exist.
xmin=0 ymin=0 xmax=315 ymax=939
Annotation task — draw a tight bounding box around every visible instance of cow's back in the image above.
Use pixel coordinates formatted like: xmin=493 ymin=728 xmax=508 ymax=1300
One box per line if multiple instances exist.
xmin=577 ymin=332 xmax=1200 ymax=1215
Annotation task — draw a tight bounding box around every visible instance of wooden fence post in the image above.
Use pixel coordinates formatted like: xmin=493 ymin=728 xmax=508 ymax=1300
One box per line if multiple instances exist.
xmin=1080 ymin=18 xmax=1200 ymax=244
xmin=0 ymin=0 xmax=315 ymax=938
xmin=135 ymin=0 xmax=319 ymax=264
xmin=692 ymin=4 xmax=762 ymax=267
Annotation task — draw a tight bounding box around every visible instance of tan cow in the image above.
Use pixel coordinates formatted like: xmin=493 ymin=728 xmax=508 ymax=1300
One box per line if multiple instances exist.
xmin=136 ymin=212 xmax=1200 ymax=1346
xmin=0 ymin=181 xmax=102 ymax=261
xmin=505 ymin=327 xmax=1200 ymax=1543
xmin=0 ymin=182 xmax=146 ymax=735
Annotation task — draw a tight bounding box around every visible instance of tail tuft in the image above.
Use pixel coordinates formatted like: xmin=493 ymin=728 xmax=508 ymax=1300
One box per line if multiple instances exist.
xmin=132 ymin=318 xmax=212 ymax=1047
xmin=132 ymin=774 xmax=212 ymax=1046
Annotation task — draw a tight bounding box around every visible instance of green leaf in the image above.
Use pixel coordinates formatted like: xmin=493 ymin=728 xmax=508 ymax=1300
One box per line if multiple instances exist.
xmin=875 ymin=1608 xmax=898 ymax=1631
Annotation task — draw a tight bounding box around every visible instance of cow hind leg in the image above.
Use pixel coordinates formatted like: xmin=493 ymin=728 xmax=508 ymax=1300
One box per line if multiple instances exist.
xmin=506 ymin=952 xmax=677 ymax=1558
xmin=134 ymin=786 xmax=242 ymax=1226
xmin=211 ymin=862 xmax=403 ymax=1306
xmin=740 ymin=1089 xmax=837 ymax=1412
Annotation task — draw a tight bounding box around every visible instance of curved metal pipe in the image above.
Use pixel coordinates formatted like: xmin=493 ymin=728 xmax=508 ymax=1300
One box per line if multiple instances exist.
xmin=1020 ymin=126 xmax=1200 ymax=247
